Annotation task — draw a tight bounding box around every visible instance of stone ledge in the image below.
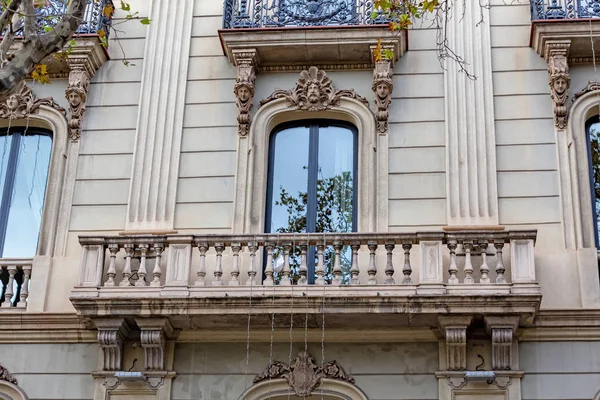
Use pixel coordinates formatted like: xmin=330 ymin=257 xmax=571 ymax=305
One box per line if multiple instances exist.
xmin=530 ymin=19 xmax=600 ymax=63
xmin=218 ymin=25 xmax=406 ymax=71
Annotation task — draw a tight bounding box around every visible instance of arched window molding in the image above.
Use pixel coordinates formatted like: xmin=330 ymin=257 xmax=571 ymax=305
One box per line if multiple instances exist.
xmin=233 ymin=96 xmax=385 ymax=234
xmin=238 ymin=378 xmax=369 ymax=400
xmin=594 ymin=389 xmax=600 ymax=400
xmin=0 ymin=381 xmax=28 ymax=400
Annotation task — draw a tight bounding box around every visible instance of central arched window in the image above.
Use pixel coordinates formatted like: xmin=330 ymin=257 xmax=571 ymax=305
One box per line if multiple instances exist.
xmin=586 ymin=117 xmax=600 ymax=247
xmin=265 ymin=120 xmax=357 ymax=283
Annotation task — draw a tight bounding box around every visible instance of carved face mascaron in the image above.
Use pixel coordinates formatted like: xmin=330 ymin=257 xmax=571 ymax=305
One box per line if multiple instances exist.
xmin=68 ymin=91 xmax=82 ymax=108
xmin=376 ymin=83 xmax=391 ymax=99
xmin=306 ymin=82 xmax=320 ymax=103
xmin=237 ymin=85 xmax=252 ymax=103
xmin=553 ymin=76 xmax=568 ymax=95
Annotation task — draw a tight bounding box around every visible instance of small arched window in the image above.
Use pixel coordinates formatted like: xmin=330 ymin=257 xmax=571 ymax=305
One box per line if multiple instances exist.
xmin=0 ymin=127 xmax=52 ymax=257
xmin=586 ymin=116 xmax=600 ymax=247
xmin=265 ymin=120 xmax=358 ymax=283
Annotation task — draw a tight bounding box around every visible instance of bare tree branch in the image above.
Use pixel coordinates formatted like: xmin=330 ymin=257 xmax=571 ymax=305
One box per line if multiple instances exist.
xmin=21 ymin=0 xmax=35 ymax=42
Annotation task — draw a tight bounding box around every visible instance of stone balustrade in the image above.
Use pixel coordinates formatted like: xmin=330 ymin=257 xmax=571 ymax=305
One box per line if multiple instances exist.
xmin=76 ymin=230 xmax=537 ymax=295
xmin=0 ymin=259 xmax=32 ymax=310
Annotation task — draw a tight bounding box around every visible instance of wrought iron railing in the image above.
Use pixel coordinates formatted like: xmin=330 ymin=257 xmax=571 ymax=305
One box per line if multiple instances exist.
xmin=531 ymin=0 xmax=600 ymax=19
xmin=2 ymin=0 xmax=114 ymax=37
xmin=222 ymin=0 xmax=388 ymax=28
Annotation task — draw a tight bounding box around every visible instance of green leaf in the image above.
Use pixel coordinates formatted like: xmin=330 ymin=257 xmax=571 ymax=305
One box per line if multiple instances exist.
xmin=120 ymin=1 xmax=130 ymax=11
xmin=140 ymin=17 xmax=151 ymax=25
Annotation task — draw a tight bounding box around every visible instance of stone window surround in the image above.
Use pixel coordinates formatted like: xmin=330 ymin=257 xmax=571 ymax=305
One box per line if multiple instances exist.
xmin=232 ymin=96 xmax=387 ymax=234
xmin=0 ymin=381 xmax=28 ymax=400
xmin=239 ymin=378 xmax=368 ymax=400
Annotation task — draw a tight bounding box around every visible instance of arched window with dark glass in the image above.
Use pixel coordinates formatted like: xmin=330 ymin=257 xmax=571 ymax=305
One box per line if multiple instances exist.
xmin=0 ymin=128 xmax=52 ymax=257
xmin=586 ymin=117 xmax=600 ymax=247
xmin=265 ymin=120 xmax=357 ymax=283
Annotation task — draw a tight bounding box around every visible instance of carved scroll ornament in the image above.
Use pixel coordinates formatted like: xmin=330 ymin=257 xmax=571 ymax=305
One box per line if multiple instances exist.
xmin=372 ymin=59 xmax=393 ymax=134
xmin=574 ymin=81 xmax=600 ymax=101
xmin=260 ymin=66 xmax=369 ymax=111
xmin=0 ymin=82 xmax=65 ymax=120
xmin=546 ymin=42 xmax=570 ymax=129
xmin=0 ymin=363 xmax=17 ymax=385
xmin=254 ymin=350 xmax=354 ymax=397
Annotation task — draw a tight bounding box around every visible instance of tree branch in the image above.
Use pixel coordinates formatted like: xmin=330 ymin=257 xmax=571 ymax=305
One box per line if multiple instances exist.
xmin=21 ymin=0 xmax=35 ymax=42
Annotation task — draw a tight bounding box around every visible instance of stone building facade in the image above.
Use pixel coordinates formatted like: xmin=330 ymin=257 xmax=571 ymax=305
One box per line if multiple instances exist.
xmin=0 ymin=0 xmax=600 ymax=399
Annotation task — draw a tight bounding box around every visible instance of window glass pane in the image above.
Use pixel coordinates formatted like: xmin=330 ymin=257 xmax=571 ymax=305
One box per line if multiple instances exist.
xmin=3 ymin=134 xmax=52 ymax=257
xmin=0 ymin=134 xmax=12 ymax=208
xmin=316 ymin=125 xmax=354 ymax=233
xmin=268 ymin=126 xmax=310 ymax=234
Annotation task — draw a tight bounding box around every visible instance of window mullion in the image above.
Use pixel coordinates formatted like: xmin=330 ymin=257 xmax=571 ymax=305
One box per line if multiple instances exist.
xmin=0 ymin=133 xmax=22 ymax=257
xmin=306 ymin=125 xmax=320 ymax=283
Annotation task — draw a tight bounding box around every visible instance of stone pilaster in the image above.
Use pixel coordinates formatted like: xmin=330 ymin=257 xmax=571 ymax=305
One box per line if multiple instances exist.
xmin=233 ymin=49 xmax=258 ymax=136
xmin=126 ymin=0 xmax=194 ymax=231
xmin=485 ymin=316 xmax=519 ymax=371
xmin=444 ymin=0 xmax=499 ymax=226
xmin=439 ymin=316 xmax=472 ymax=371
xmin=545 ymin=41 xmax=571 ymax=130
xmin=95 ymin=319 xmax=131 ymax=371
xmin=136 ymin=318 xmax=174 ymax=371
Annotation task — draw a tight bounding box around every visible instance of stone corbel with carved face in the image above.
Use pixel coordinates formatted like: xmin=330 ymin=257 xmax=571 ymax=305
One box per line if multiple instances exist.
xmin=372 ymin=60 xmax=393 ymax=134
xmin=234 ymin=65 xmax=256 ymax=136
xmin=546 ymin=42 xmax=571 ymax=130
xmin=65 ymin=65 xmax=91 ymax=141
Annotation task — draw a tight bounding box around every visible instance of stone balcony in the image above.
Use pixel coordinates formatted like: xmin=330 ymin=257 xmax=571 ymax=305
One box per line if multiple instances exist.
xmin=70 ymin=230 xmax=541 ymax=331
xmin=0 ymin=258 xmax=32 ymax=311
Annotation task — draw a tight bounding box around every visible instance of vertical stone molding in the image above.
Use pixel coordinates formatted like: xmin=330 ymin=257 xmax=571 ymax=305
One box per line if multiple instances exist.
xmin=233 ymin=49 xmax=258 ymax=136
xmin=444 ymin=0 xmax=499 ymax=226
xmin=545 ymin=41 xmax=571 ymax=130
xmin=484 ymin=316 xmax=519 ymax=371
xmin=439 ymin=316 xmax=472 ymax=371
xmin=65 ymin=63 xmax=90 ymax=141
xmin=371 ymin=49 xmax=394 ymax=134
xmin=126 ymin=0 xmax=194 ymax=231
xmin=136 ymin=318 xmax=174 ymax=371
xmin=95 ymin=319 xmax=131 ymax=371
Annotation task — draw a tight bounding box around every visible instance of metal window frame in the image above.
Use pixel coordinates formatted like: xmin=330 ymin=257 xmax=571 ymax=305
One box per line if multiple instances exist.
xmin=265 ymin=119 xmax=358 ymax=283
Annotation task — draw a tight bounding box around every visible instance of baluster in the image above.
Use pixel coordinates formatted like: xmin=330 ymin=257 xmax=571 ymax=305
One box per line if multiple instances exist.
xmin=196 ymin=242 xmax=208 ymax=286
xmin=213 ymin=243 xmax=225 ymax=286
xmin=119 ymin=244 xmax=134 ymax=287
xmin=264 ymin=242 xmax=275 ymax=286
xmin=247 ymin=242 xmax=258 ymax=286
xmin=332 ymin=241 xmax=343 ymax=286
xmin=280 ymin=243 xmax=292 ymax=285
xmin=18 ymin=266 xmax=30 ymax=308
xmin=350 ymin=242 xmax=360 ymax=285
xmin=463 ymin=241 xmax=474 ymax=284
xmin=384 ymin=243 xmax=395 ymax=284
xmin=298 ymin=243 xmax=308 ymax=285
xmin=315 ymin=244 xmax=326 ymax=285
xmin=494 ymin=241 xmax=506 ymax=284
xmin=367 ymin=241 xmax=377 ymax=285
xmin=448 ymin=240 xmax=459 ymax=284
xmin=230 ymin=242 xmax=241 ymax=285
xmin=105 ymin=244 xmax=119 ymax=286
xmin=136 ymin=244 xmax=149 ymax=286
xmin=402 ymin=243 xmax=413 ymax=284
xmin=3 ymin=266 xmax=16 ymax=307
xmin=479 ymin=242 xmax=490 ymax=284
xmin=151 ymin=243 xmax=164 ymax=287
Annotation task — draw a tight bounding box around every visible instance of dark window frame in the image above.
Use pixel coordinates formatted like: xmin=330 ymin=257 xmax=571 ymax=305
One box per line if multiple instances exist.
xmin=0 ymin=127 xmax=52 ymax=257
xmin=265 ymin=119 xmax=358 ymax=283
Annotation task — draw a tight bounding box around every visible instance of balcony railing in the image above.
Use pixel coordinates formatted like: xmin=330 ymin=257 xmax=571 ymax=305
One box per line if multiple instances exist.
xmin=531 ymin=0 xmax=600 ymax=20
xmin=0 ymin=259 xmax=32 ymax=310
xmin=75 ymin=230 xmax=538 ymax=295
xmin=222 ymin=0 xmax=387 ymax=28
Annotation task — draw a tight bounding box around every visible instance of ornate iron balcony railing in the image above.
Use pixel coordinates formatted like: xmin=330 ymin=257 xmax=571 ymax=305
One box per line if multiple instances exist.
xmin=222 ymin=0 xmax=388 ymax=29
xmin=2 ymin=0 xmax=114 ymax=38
xmin=531 ymin=0 xmax=600 ymax=19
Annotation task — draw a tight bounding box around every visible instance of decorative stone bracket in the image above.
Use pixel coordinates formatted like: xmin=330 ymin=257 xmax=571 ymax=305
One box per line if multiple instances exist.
xmin=439 ymin=315 xmax=472 ymax=371
xmin=484 ymin=315 xmax=519 ymax=371
xmin=135 ymin=318 xmax=174 ymax=371
xmin=233 ymin=49 xmax=257 ymax=137
xmin=254 ymin=350 xmax=354 ymax=397
xmin=371 ymin=46 xmax=394 ymax=134
xmin=545 ymin=41 xmax=571 ymax=130
xmin=95 ymin=318 xmax=131 ymax=371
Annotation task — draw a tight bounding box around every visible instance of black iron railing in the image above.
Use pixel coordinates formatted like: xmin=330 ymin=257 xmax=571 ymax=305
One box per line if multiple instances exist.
xmin=222 ymin=0 xmax=388 ymax=29
xmin=531 ymin=0 xmax=600 ymax=19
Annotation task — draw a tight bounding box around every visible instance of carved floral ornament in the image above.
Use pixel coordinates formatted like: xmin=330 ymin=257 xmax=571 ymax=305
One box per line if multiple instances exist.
xmin=254 ymin=350 xmax=354 ymax=397
xmin=0 ymin=82 xmax=65 ymax=121
xmin=0 ymin=363 xmax=17 ymax=385
xmin=573 ymin=80 xmax=600 ymax=101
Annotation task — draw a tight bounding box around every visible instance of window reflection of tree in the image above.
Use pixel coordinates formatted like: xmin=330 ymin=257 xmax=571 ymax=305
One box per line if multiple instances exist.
xmin=588 ymin=121 xmax=600 ymax=246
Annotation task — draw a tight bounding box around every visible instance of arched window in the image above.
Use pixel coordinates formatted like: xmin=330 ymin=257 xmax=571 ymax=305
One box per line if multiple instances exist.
xmin=586 ymin=116 xmax=600 ymax=248
xmin=0 ymin=128 xmax=52 ymax=257
xmin=265 ymin=120 xmax=357 ymax=283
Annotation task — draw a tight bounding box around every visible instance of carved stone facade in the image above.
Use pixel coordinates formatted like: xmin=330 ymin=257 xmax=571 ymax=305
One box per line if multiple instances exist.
xmin=439 ymin=316 xmax=472 ymax=371
xmin=372 ymin=54 xmax=394 ymax=134
xmin=136 ymin=318 xmax=174 ymax=371
xmin=233 ymin=50 xmax=257 ymax=136
xmin=65 ymin=62 xmax=91 ymax=141
xmin=260 ymin=66 xmax=369 ymax=111
xmin=0 ymin=82 xmax=65 ymax=120
xmin=96 ymin=319 xmax=131 ymax=371
xmin=485 ymin=316 xmax=519 ymax=371
xmin=0 ymin=363 xmax=17 ymax=385
xmin=254 ymin=350 xmax=354 ymax=397
xmin=546 ymin=41 xmax=571 ymax=129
